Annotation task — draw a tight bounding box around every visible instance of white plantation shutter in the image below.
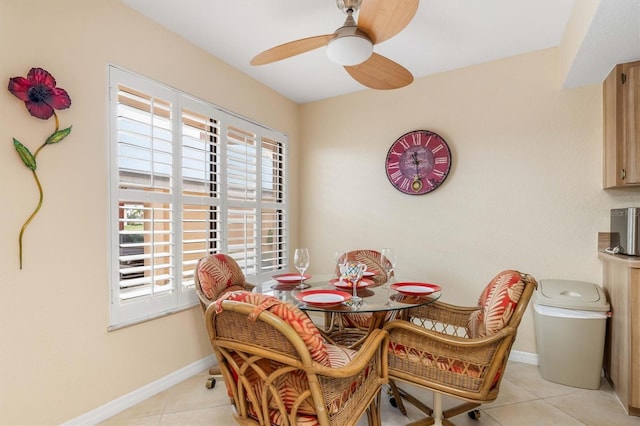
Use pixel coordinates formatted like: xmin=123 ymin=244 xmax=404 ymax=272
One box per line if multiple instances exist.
xmin=224 ymin=121 xmax=258 ymax=273
xmin=180 ymin=102 xmax=222 ymax=289
xmin=260 ymin=134 xmax=287 ymax=273
xmin=109 ymin=66 xmax=288 ymax=328
xmin=110 ymin=70 xmax=180 ymax=326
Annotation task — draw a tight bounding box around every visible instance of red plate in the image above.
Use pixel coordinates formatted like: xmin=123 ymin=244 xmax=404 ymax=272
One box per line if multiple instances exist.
xmin=390 ymin=282 xmax=441 ymax=296
xmin=272 ymin=273 xmax=312 ymax=284
xmin=329 ymin=278 xmax=374 ymax=289
xmin=295 ymin=290 xmax=352 ymax=307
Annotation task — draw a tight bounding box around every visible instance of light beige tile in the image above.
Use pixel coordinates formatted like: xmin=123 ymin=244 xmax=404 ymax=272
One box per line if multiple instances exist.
xmin=545 ymin=388 xmax=640 ymax=426
xmin=598 ymin=378 xmax=616 ymax=394
xmin=98 ymin=392 xmax=166 ymax=424
xmin=159 ymin=406 xmax=235 ymax=425
xmin=99 ymin=414 xmax=162 ymax=426
xmin=442 ymin=410 xmax=500 ymax=426
xmin=162 ymin=372 xmax=230 ymax=413
xmin=503 ymin=362 xmax=581 ymax=398
xmin=484 ymin=399 xmax=586 ymax=426
xmin=482 ymin=377 xmax=538 ymax=408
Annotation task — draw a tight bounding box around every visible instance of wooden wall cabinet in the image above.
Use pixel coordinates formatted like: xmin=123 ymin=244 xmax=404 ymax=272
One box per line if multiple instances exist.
xmin=603 ymin=60 xmax=640 ymax=188
xmin=599 ymin=252 xmax=640 ymax=416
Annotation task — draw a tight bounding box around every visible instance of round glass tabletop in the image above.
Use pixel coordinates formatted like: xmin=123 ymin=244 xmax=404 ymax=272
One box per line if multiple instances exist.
xmin=256 ymin=273 xmax=441 ymax=313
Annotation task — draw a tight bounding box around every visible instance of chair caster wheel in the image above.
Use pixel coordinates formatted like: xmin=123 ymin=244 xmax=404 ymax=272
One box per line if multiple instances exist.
xmin=468 ymin=409 xmax=481 ymax=420
xmin=206 ymin=377 xmax=216 ymax=389
xmin=389 ymin=397 xmax=397 ymax=408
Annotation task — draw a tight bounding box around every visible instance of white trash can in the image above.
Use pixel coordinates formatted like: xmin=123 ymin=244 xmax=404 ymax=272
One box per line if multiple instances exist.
xmin=533 ymin=279 xmax=610 ymax=389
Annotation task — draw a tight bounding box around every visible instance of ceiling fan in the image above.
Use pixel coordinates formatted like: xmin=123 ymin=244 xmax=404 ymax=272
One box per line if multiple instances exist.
xmin=250 ymin=0 xmax=419 ymax=90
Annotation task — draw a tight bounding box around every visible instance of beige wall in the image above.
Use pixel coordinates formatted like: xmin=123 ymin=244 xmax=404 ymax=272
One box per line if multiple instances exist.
xmin=0 ymin=1 xmax=299 ymax=424
xmin=299 ymin=48 xmax=638 ymax=354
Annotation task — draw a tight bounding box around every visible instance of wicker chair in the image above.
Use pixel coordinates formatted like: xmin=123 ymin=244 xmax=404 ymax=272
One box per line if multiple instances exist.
xmin=334 ymin=249 xmax=394 ymax=286
xmin=194 ymin=254 xmax=256 ymax=388
xmin=327 ymin=249 xmax=396 ymax=348
xmin=384 ymin=270 xmax=537 ymax=426
xmin=205 ymin=290 xmax=389 ymax=425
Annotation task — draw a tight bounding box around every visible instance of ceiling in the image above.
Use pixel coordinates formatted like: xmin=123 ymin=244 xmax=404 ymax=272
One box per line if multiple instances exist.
xmin=120 ymin=0 xmax=640 ymax=104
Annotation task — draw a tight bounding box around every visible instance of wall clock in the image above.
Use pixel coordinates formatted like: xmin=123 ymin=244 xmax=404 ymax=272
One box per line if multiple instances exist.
xmin=385 ymin=130 xmax=452 ymax=195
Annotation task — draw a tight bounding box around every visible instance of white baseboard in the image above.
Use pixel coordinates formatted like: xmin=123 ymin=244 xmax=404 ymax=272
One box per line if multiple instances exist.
xmin=509 ymin=350 xmax=539 ymax=365
xmin=63 ymin=355 xmax=217 ymax=426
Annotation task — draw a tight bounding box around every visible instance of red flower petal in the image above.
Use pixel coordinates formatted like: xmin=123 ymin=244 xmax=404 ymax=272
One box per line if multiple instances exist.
xmin=27 ymin=67 xmax=56 ymax=88
xmin=9 ymin=67 xmax=71 ymax=119
xmin=49 ymin=87 xmax=71 ymax=110
xmin=7 ymin=76 xmax=32 ymax=101
xmin=26 ymin=101 xmax=54 ymax=120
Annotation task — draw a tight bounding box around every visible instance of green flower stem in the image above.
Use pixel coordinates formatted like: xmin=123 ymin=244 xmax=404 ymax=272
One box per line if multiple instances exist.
xmin=18 ymin=170 xmax=43 ymax=270
xmin=35 ymin=112 xmax=59 ymax=157
xmin=17 ymin=111 xmax=59 ymax=269
xmin=33 ymin=141 xmax=48 ymax=159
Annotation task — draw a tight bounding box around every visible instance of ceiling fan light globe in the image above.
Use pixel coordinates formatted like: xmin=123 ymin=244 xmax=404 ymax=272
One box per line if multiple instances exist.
xmin=326 ymin=35 xmax=373 ymax=66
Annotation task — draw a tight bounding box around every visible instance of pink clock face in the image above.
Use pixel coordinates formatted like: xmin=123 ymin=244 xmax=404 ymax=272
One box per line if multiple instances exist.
xmin=385 ymin=130 xmax=451 ymax=195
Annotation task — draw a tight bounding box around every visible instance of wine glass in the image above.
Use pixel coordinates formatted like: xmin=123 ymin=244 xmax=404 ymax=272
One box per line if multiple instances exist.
xmin=341 ymin=261 xmax=367 ymax=308
xmin=293 ymin=248 xmax=310 ymax=290
xmin=380 ymin=248 xmax=396 ymax=287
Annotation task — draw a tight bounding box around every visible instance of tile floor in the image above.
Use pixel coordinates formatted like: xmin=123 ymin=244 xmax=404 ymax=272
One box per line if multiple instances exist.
xmin=100 ymin=361 xmax=640 ymax=425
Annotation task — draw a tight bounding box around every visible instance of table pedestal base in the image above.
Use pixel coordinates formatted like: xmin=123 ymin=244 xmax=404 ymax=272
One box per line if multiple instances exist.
xmin=393 ymin=383 xmax=480 ymax=426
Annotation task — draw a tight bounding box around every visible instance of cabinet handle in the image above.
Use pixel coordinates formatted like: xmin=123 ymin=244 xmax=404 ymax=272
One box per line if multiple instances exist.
xmin=621 ymin=169 xmax=627 ymax=180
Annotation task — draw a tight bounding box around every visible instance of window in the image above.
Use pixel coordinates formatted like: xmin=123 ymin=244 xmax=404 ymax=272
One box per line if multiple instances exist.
xmin=108 ymin=66 xmax=288 ymax=328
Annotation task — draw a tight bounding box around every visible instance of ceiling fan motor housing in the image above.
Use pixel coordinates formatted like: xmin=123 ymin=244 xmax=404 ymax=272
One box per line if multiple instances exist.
xmin=327 ymin=3 xmax=373 ymax=66
xmin=327 ymin=28 xmax=373 ymax=65
xmin=336 ymin=0 xmax=363 ymax=14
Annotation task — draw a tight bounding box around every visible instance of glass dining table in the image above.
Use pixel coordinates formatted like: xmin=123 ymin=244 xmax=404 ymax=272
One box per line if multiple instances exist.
xmin=255 ymin=273 xmax=442 ymax=348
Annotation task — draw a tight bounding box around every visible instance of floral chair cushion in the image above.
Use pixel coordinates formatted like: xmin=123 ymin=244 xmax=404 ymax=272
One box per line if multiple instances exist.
xmin=197 ymin=254 xmax=246 ymax=301
xmin=214 ymin=291 xmax=330 ymax=365
xmin=467 ymin=270 xmax=525 ymax=338
xmin=335 ymin=249 xmax=392 ymax=285
xmin=214 ymin=291 xmax=363 ymax=420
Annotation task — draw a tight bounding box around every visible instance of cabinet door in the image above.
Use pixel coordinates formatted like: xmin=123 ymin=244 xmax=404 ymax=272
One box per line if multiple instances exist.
xmin=603 ymin=261 xmax=630 ymax=409
xmin=624 ymin=62 xmax=640 ymax=184
xmin=603 ymin=64 xmax=624 ymax=188
xmin=631 ymin=268 xmax=640 ymax=414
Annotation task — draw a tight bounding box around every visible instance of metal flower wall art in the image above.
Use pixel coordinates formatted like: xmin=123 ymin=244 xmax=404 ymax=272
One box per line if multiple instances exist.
xmin=8 ymin=67 xmax=72 ymax=269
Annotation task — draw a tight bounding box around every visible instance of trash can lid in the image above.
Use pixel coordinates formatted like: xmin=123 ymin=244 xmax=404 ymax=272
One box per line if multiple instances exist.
xmin=534 ymin=279 xmax=609 ymax=311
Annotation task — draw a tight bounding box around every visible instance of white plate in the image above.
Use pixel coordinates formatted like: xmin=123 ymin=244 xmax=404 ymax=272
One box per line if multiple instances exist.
xmin=273 ymin=273 xmax=311 ymax=283
xmin=396 ymin=285 xmax=434 ymax=295
xmin=295 ymin=290 xmax=352 ymax=307
xmin=302 ymin=293 xmax=344 ymax=304
xmin=390 ymin=282 xmax=439 ymax=296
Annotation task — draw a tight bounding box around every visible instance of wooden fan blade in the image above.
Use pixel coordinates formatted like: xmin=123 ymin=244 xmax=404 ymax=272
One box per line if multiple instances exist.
xmin=357 ymin=0 xmax=419 ymax=44
xmin=344 ymin=53 xmax=413 ymax=90
xmin=250 ymin=34 xmax=334 ymax=66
